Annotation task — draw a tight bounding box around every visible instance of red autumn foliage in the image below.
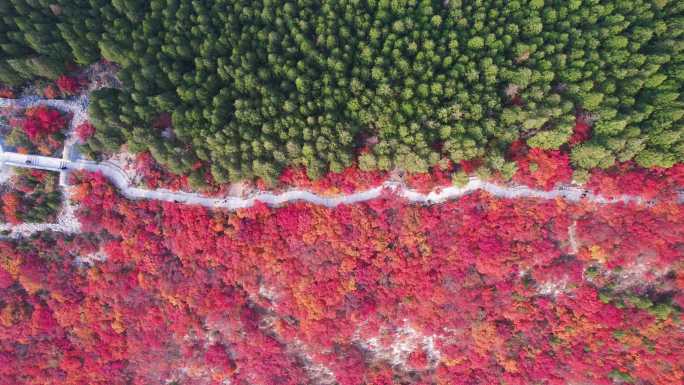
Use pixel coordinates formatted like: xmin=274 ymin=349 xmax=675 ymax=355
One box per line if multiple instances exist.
xmin=204 ymin=344 xmax=235 ymax=372
xmin=2 ymin=170 xmax=683 ymax=385
xmin=506 ymin=139 xmax=528 ymax=159
xmin=75 ymin=121 xmax=96 ymax=143
xmin=0 ymin=267 xmax=13 ymax=289
xmin=277 ymin=165 xmax=387 ymax=194
xmin=586 ymin=162 xmax=684 ymax=201
xmin=43 ymin=84 xmax=60 ymax=99
xmin=459 ymin=159 xmax=482 ymax=173
xmin=513 ymin=147 xmax=573 ymax=190
xmin=134 ymin=152 xmax=189 ymax=191
xmin=151 ymin=112 xmax=172 ymax=129
xmin=407 ymin=349 xmax=429 ymax=370
xmin=0 ymin=86 xmax=15 ymax=98
xmin=405 ymin=161 xmax=454 ymax=193
xmin=21 ymin=106 xmax=67 ymax=141
xmin=1 ymin=191 xmax=21 ymax=224
xmin=569 ymin=114 xmax=592 ymax=146
xmin=271 ymin=160 xmax=455 ymax=195
xmin=56 ymin=75 xmax=81 ymax=95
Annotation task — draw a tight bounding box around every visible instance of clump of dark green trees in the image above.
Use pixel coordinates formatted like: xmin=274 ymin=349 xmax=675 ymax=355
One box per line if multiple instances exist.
xmin=2 ymin=0 xmax=683 ymax=185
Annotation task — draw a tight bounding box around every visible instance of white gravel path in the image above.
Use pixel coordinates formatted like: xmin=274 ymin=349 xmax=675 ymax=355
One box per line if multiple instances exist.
xmin=0 ymin=96 xmax=681 ymax=238
xmin=1 ymin=149 xmax=671 ymax=210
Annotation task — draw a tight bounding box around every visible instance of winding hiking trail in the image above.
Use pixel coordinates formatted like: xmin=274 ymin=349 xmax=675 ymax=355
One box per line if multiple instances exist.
xmin=0 ymin=95 xmax=681 ymax=238
xmin=1 ymin=150 xmax=655 ymax=208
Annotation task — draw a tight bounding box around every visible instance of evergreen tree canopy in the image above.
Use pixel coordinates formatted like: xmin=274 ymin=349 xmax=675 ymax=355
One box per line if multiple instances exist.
xmin=2 ymin=0 xmax=683 ymax=180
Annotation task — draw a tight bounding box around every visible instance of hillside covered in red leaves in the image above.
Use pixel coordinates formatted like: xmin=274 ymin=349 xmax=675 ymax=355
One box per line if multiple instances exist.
xmin=0 ymin=172 xmax=682 ymax=385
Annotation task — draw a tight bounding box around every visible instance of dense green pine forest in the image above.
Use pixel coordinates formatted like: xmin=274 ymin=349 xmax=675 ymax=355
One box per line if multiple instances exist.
xmin=1 ymin=0 xmax=683 ymax=185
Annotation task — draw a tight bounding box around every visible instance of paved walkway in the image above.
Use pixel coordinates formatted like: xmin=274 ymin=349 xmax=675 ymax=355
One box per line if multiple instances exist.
xmin=0 ymin=95 xmax=680 ymax=238
xmin=0 ymin=149 xmax=662 ymax=209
